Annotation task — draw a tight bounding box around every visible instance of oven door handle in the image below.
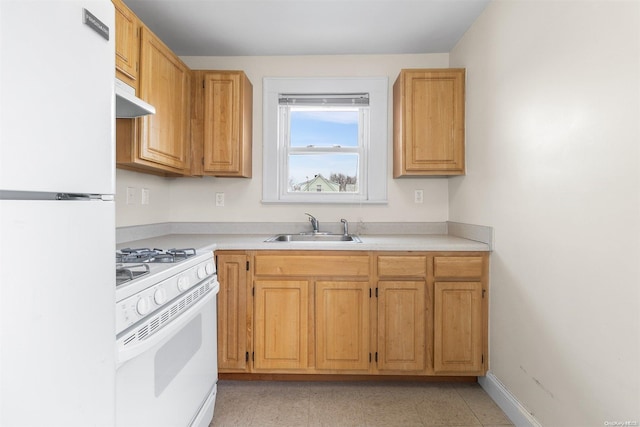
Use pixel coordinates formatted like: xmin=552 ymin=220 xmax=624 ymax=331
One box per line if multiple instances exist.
xmin=116 ymin=279 xmax=219 ymax=367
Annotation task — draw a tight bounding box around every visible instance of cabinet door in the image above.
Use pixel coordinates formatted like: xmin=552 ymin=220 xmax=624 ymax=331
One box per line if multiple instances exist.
xmin=393 ymin=69 xmax=465 ymax=176
xmin=433 ymin=281 xmax=483 ymax=374
xmin=217 ymin=254 xmax=249 ymax=372
xmin=315 ymin=281 xmax=370 ymax=371
xmin=113 ymin=0 xmax=138 ymax=86
xmin=203 ymin=71 xmax=252 ymax=177
xmin=137 ymin=27 xmax=190 ymax=173
xmin=254 ymin=280 xmax=309 ymax=371
xmin=377 ymin=281 xmax=426 ymax=372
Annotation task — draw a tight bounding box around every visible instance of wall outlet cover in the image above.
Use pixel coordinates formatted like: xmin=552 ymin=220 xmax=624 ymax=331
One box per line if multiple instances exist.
xmin=215 ymin=192 xmax=225 ymax=207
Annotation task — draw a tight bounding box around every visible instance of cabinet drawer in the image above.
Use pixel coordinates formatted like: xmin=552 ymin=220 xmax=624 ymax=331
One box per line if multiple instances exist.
xmin=434 ymin=257 xmax=483 ymax=279
xmin=254 ymin=255 xmax=369 ymax=277
xmin=377 ymin=256 xmax=427 ymax=277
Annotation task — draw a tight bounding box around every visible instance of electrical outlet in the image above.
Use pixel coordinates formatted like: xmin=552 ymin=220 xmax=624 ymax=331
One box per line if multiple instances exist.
xmin=215 ymin=192 xmax=225 ymax=207
xmin=357 ymin=218 xmax=367 ymax=234
xmin=141 ymin=188 xmax=150 ymax=205
xmin=414 ymin=189 xmax=424 ymax=204
xmin=126 ymin=187 xmax=135 ymax=205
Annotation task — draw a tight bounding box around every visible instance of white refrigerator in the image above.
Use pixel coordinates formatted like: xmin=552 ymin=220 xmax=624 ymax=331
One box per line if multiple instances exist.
xmin=0 ymin=1 xmax=116 ymax=426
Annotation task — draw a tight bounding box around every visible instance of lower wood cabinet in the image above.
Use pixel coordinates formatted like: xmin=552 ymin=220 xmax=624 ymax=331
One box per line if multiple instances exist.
xmin=216 ymin=253 xmax=250 ymax=372
xmin=377 ymin=281 xmax=426 ymax=372
xmin=315 ymin=281 xmax=370 ymax=371
xmin=434 ymin=281 xmax=484 ymax=375
xmin=432 ymin=255 xmax=487 ymax=375
xmin=253 ymin=280 xmax=309 ymax=371
xmin=216 ymin=250 xmax=488 ymax=378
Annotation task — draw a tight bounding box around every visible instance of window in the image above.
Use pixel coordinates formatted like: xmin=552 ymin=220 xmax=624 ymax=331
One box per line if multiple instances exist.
xmin=282 ymin=95 xmax=366 ymax=195
xmin=263 ymin=77 xmax=388 ymax=204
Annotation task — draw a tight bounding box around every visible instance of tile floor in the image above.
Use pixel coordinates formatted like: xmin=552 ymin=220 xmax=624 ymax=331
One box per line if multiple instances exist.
xmin=209 ymin=380 xmax=513 ymax=427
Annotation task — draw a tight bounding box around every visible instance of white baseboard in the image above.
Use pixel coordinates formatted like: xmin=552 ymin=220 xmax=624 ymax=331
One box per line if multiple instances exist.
xmin=479 ymin=372 xmax=543 ymax=427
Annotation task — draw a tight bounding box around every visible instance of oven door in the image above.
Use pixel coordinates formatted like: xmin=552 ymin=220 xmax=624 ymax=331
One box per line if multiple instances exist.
xmin=116 ymin=279 xmax=219 ymax=427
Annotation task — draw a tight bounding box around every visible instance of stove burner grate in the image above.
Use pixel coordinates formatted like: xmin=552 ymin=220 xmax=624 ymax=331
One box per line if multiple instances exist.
xmin=116 ymin=263 xmax=150 ymax=286
xmin=116 ymin=247 xmax=197 ymax=264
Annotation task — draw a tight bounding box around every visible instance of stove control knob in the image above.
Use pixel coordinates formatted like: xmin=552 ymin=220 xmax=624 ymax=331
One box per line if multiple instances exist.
xmin=197 ymin=266 xmax=206 ymax=280
xmin=136 ymin=297 xmax=150 ymax=316
xmin=177 ymin=276 xmax=190 ymax=292
xmin=154 ymin=288 xmax=167 ymax=305
xmin=205 ymin=262 xmax=215 ymax=276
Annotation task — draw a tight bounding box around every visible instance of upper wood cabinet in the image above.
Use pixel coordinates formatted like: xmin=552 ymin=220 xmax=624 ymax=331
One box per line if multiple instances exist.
xmin=138 ymin=27 xmax=191 ymax=172
xmin=116 ymin=26 xmax=191 ymax=176
xmin=393 ymin=69 xmax=465 ymax=177
xmin=191 ymin=71 xmax=253 ymax=177
xmin=113 ymin=0 xmax=139 ymax=88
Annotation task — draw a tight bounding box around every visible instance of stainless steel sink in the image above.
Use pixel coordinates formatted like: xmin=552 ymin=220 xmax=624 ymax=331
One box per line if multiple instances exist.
xmin=265 ymin=233 xmax=362 ymax=243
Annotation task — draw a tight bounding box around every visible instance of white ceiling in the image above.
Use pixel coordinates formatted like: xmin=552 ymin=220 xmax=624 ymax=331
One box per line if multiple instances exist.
xmin=123 ymin=0 xmax=490 ymax=56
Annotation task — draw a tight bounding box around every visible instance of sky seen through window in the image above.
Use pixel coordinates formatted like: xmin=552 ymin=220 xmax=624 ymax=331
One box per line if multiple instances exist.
xmin=288 ymin=108 xmax=360 ymax=191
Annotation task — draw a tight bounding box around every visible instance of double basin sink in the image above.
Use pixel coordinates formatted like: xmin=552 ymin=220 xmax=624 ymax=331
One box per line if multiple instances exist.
xmin=265 ymin=233 xmax=362 ymax=243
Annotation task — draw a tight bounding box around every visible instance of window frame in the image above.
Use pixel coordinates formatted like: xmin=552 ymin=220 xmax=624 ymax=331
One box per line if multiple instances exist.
xmin=263 ymin=77 xmax=388 ymax=204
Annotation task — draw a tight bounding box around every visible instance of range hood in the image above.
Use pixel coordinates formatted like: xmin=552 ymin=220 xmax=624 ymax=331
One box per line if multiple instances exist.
xmin=115 ymin=79 xmax=156 ymax=118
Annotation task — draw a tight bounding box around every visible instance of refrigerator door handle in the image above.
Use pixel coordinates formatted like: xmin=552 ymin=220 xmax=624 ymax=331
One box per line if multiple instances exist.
xmin=56 ymin=193 xmax=90 ymax=200
xmin=55 ymin=193 xmax=114 ymax=201
xmin=0 ymin=191 xmax=113 ymax=201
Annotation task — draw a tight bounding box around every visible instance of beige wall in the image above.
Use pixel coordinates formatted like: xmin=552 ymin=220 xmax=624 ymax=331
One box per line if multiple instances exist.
xmin=116 ymin=54 xmax=452 ymax=227
xmin=116 ymin=169 xmax=171 ymax=226
xmin=450 ymin=1 xmax=640 ymax=424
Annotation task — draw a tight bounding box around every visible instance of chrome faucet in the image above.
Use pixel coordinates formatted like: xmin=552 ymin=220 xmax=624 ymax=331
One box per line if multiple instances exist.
xmin=341 ymin=218 xmax=349 ymax=236
xmin=305 ymin=213 xmax=319 ymax=233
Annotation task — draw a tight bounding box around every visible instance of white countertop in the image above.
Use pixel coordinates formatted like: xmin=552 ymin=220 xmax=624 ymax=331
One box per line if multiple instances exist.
xmin=117 ymin=233 xmax=490 ymax=252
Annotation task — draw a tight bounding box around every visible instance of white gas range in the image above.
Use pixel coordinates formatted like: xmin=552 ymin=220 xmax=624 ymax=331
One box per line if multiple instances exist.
xmin=115 ymin=247 xmax=219 ymax=427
